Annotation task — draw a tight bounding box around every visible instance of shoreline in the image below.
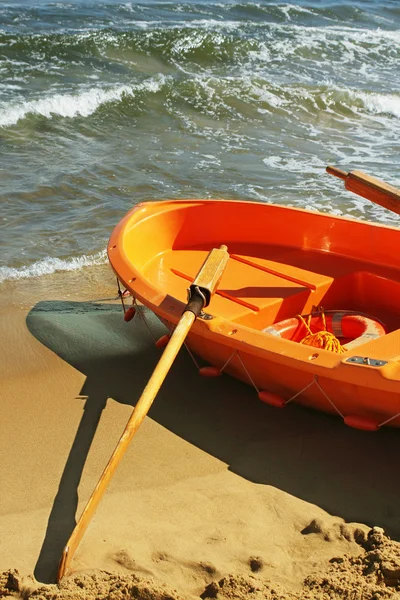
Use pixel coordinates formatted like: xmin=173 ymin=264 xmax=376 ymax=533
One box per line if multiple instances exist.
xmin=1 ymin=265 xmax=400 ymax=598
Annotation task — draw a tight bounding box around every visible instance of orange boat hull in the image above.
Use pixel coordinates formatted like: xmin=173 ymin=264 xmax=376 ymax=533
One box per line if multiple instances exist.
xmin=108 ymin=199 xmax=400 ymax=429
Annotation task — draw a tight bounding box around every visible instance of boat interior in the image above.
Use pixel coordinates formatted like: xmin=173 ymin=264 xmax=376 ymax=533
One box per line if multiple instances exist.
xmin=114 ymin=200 xmax=400 ymax=336
xmin=144 ymin=244 xmax=400 ymax=335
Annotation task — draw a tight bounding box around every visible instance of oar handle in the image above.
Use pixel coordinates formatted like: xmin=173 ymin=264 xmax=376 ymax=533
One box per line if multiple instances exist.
xmin=326 ymin=166 xmax=400 ymax=216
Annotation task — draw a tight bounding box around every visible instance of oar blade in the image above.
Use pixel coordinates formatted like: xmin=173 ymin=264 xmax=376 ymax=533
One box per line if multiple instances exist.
xmin=326 ymin=166 xmax=400 ymax=216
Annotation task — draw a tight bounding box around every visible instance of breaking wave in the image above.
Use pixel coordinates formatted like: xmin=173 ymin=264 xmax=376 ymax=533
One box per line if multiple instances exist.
xmin=1 ymin=1 xmax=399 ymax=283
xmin=0 ymin=250 xmax=107 ymax=283
xmin=1 ymin=75 xmax=399 ymax=130
xmin=0 ymin=75 xmax=167 ymax=127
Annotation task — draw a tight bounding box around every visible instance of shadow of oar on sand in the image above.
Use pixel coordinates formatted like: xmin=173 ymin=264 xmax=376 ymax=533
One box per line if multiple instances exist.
xmin=27 ymin=300 xmax=400 ymax=583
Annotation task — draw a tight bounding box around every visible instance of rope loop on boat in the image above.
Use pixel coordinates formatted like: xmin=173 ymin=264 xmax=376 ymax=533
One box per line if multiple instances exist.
xmin=116 ymin=278 xmax=127 ymax=314
xmin=133 ymin=297 xmax=158 ymax=343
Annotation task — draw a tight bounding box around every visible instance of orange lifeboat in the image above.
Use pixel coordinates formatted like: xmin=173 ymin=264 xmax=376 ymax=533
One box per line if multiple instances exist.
xmin=108 ymin=198 xmax=400 ymax=428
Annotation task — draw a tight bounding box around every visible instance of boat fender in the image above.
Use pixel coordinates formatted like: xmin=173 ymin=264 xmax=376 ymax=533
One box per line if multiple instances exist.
xmin=258 ymin=391 xmax=286 ymax=408
xmin=155 ymin=334 xmax=170 ymax=349
xmin=344 ymin=415 xmax=380 ymax=431
xmin=124 ymin=306 xmax=136 ymax=322
xmin=199 ymin=366 xmax=221 ymax=377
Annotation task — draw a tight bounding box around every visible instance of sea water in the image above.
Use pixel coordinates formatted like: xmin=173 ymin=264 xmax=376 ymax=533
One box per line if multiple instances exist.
xmin=1 ymin=0 xmax=399 ymax=284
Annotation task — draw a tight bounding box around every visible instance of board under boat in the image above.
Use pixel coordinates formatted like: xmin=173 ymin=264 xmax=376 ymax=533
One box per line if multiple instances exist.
xmin=108 ymin=198 xmax=400 ymax=430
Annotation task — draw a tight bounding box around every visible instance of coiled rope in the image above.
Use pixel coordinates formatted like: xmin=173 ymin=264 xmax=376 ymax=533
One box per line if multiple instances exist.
xmin=297 ymin=308 xmax=346 ymax=354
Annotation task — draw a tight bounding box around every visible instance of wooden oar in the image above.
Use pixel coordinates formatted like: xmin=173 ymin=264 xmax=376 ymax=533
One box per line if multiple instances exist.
xmin=57 ymin=244 xmax=230 ymax=582
xmin=326 ymin=166 xmax=400 ymax=216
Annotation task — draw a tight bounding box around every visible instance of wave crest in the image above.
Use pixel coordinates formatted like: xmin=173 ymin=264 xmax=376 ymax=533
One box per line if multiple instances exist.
xmin=0 ymin=75 xmax=166 ymax=128
xmin=0 ymin=250 xmax=107 ymax=283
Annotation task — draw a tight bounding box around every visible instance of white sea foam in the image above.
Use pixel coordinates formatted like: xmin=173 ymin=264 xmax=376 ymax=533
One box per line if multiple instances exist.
xmin=349 ymin=90 xmax=400 ymax=119
xmin=252 ymin=80 xmax=400 ymax=122
xmin=262 ymin=155 xmax=326 ymax=175
xmin=0 ymin=250 xmax=107 ymax=283
xmin=278 ymin=3 xmax=317 ymax=21
xmin=246 ymin=22 xmax=400 ymax=71
xmin=0 ymin=75 xmax=167 ymax=128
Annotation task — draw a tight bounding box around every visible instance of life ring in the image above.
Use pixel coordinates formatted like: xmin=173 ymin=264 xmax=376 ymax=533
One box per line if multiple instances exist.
xmin=263 ymin=310 xmax=386 ymax=350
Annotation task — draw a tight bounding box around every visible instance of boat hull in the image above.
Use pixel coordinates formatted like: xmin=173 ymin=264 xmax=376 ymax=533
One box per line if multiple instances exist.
xmin=108 ymin=199 xmax=400 ymax=428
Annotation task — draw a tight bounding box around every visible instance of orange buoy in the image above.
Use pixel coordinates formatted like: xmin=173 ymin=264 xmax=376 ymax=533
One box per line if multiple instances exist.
xmin=263 ymin=311 xmax=386 ymax=351
xmin=199 ymin=366 xmax=221 ymax=377
xmin=155 ymin=334 xmax=170 ymax=349
xmin=344 ymin=415 xmax=380 ymax=431
xmin=124 ymin=306 xmax=136 ymax=322
xmin=258 ymin=391 xmax=286 ymax=408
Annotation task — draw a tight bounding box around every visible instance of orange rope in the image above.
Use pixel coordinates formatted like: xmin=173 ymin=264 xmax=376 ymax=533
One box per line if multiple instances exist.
xmin=297 ymin=309 xmax=346 ymax=354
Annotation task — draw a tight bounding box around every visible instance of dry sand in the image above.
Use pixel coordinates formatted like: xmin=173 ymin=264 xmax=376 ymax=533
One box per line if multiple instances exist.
xmin=1 ymin=264 xmax=400 ymax=599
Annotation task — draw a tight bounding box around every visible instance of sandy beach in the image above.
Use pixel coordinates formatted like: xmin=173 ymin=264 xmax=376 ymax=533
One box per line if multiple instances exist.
xmin=1 ymin=264 xmax=400 ymax=599
xmin=2 ymin=0 xmax=400 ymax=596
